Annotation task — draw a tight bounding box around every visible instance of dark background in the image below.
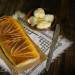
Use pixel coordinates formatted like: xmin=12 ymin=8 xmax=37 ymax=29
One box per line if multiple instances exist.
xmin=0 ymin=0 xmax=75 ymax=75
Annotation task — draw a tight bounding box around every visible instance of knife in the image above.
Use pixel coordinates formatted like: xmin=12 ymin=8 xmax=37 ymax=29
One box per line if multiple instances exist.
xmin=46 ymin=24 xmax=60 ymax=71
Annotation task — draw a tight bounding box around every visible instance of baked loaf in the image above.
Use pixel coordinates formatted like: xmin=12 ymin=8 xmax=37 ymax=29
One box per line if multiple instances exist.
xmin=0 ymin=16 xmax=44 ymax=73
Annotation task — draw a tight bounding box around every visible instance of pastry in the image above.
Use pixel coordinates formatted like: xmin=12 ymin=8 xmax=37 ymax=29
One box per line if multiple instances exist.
xmin=0 ymin=16 xmax=46 ymax=73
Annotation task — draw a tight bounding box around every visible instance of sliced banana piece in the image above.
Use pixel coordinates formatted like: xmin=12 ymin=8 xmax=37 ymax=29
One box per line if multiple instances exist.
xmin=12 ymin=11 xmax=25 ymax=19
xmin=36 ymin=21 xmax=51 ymax=29
xmin=28 ymin=16 xmax=38 ymax=26
xmin=34 ymin=8 xmax=45 ymax=18
xmin=45 ymin=14 xmax=54 ymax=22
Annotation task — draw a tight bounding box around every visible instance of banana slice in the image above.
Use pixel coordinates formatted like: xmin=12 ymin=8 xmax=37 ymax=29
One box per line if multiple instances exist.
xmin=12 ymin=11 xmax=25 ymax=19
xmin=45 ymin=14 xmax=54 ymax=22
xmin=28 ymin=16 xmax=38 ymax=26
xmin=36 ymin=21 xmax=51 ymax=29
xmin=34 ymin=8 xmax=45 ymax=18
xmin=28 ymin=8 xmax=54 ymax=29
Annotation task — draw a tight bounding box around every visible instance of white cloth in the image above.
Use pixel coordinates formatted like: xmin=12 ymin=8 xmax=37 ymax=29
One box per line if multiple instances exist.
xmin=21 ymin=24 xmax=72 ymax=75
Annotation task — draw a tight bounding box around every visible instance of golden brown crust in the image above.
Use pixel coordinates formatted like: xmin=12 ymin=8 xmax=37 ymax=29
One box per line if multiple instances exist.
xmin=0 ymin=16 xmax=40 ymax=65
xmin=0 ymin=16 xmax=47 ymax=74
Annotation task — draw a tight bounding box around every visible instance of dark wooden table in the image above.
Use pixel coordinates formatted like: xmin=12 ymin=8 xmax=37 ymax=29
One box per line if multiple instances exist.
xmin=0 ymin=0 xmax=75 ymax=75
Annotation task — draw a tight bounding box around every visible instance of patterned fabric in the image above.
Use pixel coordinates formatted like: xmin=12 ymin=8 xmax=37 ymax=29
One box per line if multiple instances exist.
xmin=18 ymin=19 xmax=72 ymax=75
